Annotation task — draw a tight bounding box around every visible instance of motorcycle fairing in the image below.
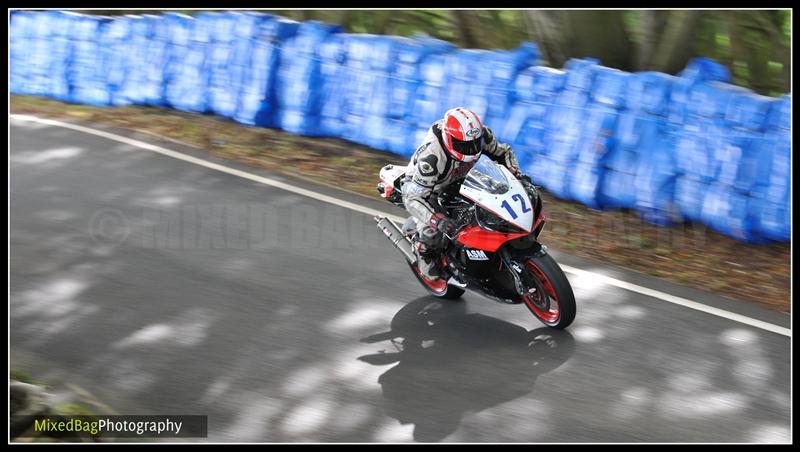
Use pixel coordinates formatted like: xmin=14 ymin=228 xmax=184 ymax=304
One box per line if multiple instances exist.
xmin=459 ymin=156 xmax=534 ymax=233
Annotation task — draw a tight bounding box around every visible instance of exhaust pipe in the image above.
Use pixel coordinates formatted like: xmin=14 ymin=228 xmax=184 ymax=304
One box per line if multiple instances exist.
xmin=375 ymin=216 xmax=417 ymax=264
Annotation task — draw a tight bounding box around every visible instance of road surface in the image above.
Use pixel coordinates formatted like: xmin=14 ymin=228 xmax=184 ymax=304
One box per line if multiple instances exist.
xmin=9 ymin=116 xmax=791 ymax=443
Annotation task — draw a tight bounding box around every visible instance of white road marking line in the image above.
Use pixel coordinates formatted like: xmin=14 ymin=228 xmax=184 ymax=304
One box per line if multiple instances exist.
xmin=10 ymin=114 xmax=404 ymax=223
xmin=10 ymin=114 xmax=791 ymax=337
xmin=560 ymin=265 xmax=790 ymax=337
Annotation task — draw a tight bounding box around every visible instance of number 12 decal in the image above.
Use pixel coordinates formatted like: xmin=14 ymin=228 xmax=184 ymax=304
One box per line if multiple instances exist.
xmin=500 ymin=194 xmax=531 ymax=220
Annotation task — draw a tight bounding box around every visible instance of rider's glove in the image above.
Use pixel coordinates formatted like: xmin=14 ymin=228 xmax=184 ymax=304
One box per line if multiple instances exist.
xmin=429 ymin=213 xmax=456 ymax=235
xmin=517 ymin=174 xmax=537 ymax=191
xmin=517 ymin=173 xmax=541 ymax=200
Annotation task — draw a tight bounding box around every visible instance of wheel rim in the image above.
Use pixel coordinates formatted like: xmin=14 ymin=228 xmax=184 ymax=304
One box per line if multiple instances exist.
xmin=411 ymin=262 xmax=448 ymax=294
xmin=522 ymin=260 xmax=561 ymax=324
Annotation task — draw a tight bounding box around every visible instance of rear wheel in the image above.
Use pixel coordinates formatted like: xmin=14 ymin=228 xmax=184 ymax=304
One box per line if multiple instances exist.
xmin=520 ymin=253 xmax=576 ymax=329
xmin=408 ymin=261 xmax=465 ymax=299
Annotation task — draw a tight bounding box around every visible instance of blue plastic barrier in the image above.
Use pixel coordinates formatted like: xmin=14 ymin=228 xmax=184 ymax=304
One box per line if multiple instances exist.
xmin=503 ymin=66 xmax=568 ymax=169
xmin=563 ymin=62 xmax=629 ymax=209
xmin=515 ymin=66 xmax=567 ymax=103
xmin=206 ymin=12 xmax=252 ymax=117
xmin=163 ymin=13 xmax=214 ymax=113
xmin=633 ymin=131 xmax=680 ymax=225
xmin=485 ymin=42 xmax=540 ymax=119
xmin=110 ymin=16 xmax=150 ymax=106
xmin=766 ymin=94 xmax=791 ymax=131
xmin=32 ymin=13 xmax=73 ymax=101
xmin=686 ymin=81 xmax=751 ymax=121
xmin=752 ymin=132 xmax=791 ymax=201
xmin=100 ymin=15 xmax=136 ymax=106
xmin=674 ymin=124 xmax=715 ymax=182
xmin=275 ymin=21 xmax=342 ymax=135
xmin=389 ymin=35 xmax=453 ymax=122
xmin=626 ymin=72 xmax=674 ymax=115
xmin=570 ymin=162 xmax=605 ymax=209
xmin=385 ymin=119 xmax=418 ymax=157
xmin=68 ymin=14 xmax=113 ymax=106
xmin=9 ymin=11 xmax=791 ymax=243
xmin=700 ymin=184 xmax=764 ymax=243
xmin=747 ymin=132 xmax=789 ymax=242
xmin=234 ymin=17 xmax=300 ymax=127
xmin=337 ymin=34 xmax=404 ymax=148
xmin=564 ymin=57 xmax=600 ymax=91
xmin=751 ymin=198 xmax=790 ymax=241
xmin=533 ymin=155 xmax=574 ymax=200
xmin=500 ymin=102 xmax=549 ymax=167
xmin=590 ymin=66 xmax=631 ymax=109
xmin=139 ymin=15 xmax=172 ymax=106
xmin=679 ymin=57 xmax=733 ymax=83
xmin=601 ymin=169 xmax=637 ymax=209
xmin=725 ymin=91 xmax=776 ymax=131
xmin=382 ymin=35 xmax=453 ymax=154
xmin=668 ymin=58 xmax=732 ymax=125
xmin=709 ymin=130 xmax=768 ymax=192
xmin=675 ymin=176 xmax=709 ymax=223
xmin=596 ymin=71 xmax=677 ymax=219
xmin=614 ymin=112 xmax=663 ymax=155
xmin=317 ymin=34 xmax=349 ymax=137
xmin=574 ymin=104 xmax=618 ymax=167
xmin=437 ymin=48 xmax=497 ymax=122
xmin=410 ymin=51 xmax=452 ymax=127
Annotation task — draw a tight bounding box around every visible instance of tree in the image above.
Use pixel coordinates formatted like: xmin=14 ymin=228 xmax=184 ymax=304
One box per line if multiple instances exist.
xmin=650 ymin=10 xmax=705 ymax=74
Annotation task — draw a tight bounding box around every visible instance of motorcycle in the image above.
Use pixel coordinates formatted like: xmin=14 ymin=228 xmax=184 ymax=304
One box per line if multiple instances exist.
xmin=374 ymin=155 xmax=576 ymax=329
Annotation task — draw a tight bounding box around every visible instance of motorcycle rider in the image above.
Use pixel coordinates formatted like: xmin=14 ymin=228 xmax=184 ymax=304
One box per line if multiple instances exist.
xmin=402 ymin=107 xmax=529 ymax=282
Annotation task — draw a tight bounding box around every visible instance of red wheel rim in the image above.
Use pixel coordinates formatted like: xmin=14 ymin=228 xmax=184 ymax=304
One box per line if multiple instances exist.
xmin=522 ymin=260 xmax=560 ymax=323
xmin=412 ymin=262 xmax=448 ymax=293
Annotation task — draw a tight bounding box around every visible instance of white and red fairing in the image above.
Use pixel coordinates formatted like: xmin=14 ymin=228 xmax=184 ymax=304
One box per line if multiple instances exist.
xmin=380 ymin=157 xmax=543 ymax=252
xmin=456 ymin=156 xmax=543 ymax=252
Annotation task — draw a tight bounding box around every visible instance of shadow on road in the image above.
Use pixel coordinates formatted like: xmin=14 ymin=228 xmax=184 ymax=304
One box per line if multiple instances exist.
xmin=358 ymin=296 xmax=575 ymax=442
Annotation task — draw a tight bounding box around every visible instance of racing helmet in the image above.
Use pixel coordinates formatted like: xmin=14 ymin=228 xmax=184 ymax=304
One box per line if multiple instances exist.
xmin=441 ymin=107 xmax=485 ymax=163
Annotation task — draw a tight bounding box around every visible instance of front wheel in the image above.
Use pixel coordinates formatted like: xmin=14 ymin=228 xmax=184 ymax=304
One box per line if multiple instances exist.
xmin=520 ymin=253 xmax=576 ymax=329
xmin=407 ymin=261 xmax=465 ymax=299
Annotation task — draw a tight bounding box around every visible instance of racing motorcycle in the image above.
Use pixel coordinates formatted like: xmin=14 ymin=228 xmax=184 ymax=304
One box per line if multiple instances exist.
xmin=375 ymin=155 xmax=576 ymax=329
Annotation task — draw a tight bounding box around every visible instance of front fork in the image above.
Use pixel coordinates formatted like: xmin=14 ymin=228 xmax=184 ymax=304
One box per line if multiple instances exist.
xmin=499 ymin=243 xmax=548 ymax=301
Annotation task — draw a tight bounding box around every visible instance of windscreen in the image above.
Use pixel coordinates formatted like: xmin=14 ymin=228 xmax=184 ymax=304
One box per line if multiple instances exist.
xmin=461 ymin=156 xmax=510 ymax=195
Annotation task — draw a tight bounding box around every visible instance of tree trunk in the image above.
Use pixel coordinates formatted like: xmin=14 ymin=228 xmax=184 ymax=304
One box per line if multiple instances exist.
xmin=652 ymin=10 xmax=705 ymax=74
xmin=289 ymin=10 xmax=308 ymax=22
xmin=634 ymin=10 xmax=668 ymax=71
xmin=522 ymin=10 xmax=569 ymax=68
xmin=451 ymin=10 xmax=480 ymax=48
xmin=748 ymin=11 xmax=791 ymax=93
xmin=731 ymin=12 xmax=771 ymax=93
xmin=564 ymin=11 xmax=634 ymax=71
xmin=487 ymin=10 xmax=513 ymax=49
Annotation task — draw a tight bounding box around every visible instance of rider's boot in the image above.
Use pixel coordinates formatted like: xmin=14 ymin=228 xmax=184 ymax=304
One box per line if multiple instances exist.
xmin=415 ymin=242 xmax=444 ymax=282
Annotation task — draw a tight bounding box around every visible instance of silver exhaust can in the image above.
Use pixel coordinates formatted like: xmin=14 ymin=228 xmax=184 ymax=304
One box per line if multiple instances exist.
xmin=375 ymin=216 xmax=417 ymax=264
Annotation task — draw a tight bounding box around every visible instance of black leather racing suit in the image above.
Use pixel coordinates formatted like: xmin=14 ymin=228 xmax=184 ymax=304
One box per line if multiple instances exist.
xmin=401 ymin=120 xmax=522 ymax=277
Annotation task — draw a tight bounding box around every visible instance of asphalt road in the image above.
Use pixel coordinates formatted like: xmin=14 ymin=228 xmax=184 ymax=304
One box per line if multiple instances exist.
xmin=9 ymin=117 xmax=791 ymax=443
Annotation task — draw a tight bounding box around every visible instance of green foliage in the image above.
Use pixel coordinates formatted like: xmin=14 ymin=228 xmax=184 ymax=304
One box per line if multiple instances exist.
xmin=623 ymin=10 xmax=643 ymax=42
xmin=11 ymin=369 xmax=42 ymax=386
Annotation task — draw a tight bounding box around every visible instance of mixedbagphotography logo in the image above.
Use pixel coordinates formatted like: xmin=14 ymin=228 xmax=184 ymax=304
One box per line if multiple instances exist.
xmin=14 ymin=415 xmax=208 ymax=439
xmin=88 ymin=208 xmax=131 ymax=245
xmin=85 ymin=203 xmax=384 ymax=250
